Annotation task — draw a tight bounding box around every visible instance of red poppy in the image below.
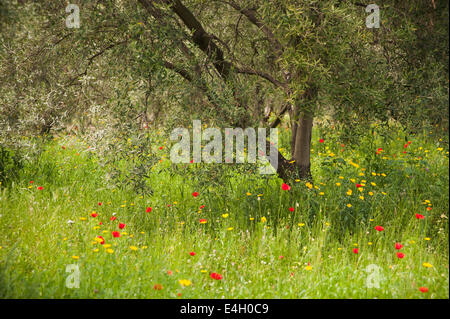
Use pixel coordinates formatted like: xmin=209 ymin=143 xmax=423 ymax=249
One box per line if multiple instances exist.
xmin=279 ymin=256 xmax=284 ymax=259
xmin=37 ymin=186 xmax=43 ymax=190
xmin=395 ymin=243 xmax=403 ymax=250
xmin=396 ymin=252 xmax=405 ymax=259
xmin=110 ymin=216 xmax=117 ymax=221
xmin=91 ymin=213 xmax=98 ymax=218
xmin=154 ymin=284 xmax=163 ymax=290
xmin=146 ymin=207 xmax=152 ymax=213
xmin=192 ymin=192 xmax=199 ymax=198
xmin=319 ymin=139 xmax=324 ymax=143
xmin=99 ymin=222 xmax=102 ymax=225
xmin=112 ymin=231 xmax=120 ymax=238
xmin=281 ymin=183 xmax=291 ymax=191
xmin=30 ymin=181 xmax=34 ymax=184
xmin=210 ymin=272 xmax=223 ymax=280
xmin=404 ymin=144 xmax=408 ymax=148
xmin=167 ymin=270 xmax=173 ymax=275
xmin=419 ymin=287 xmax=429 ymax=293
xmin=98 ymin=202 xmax=102 ymax=206
xmin=289 ymin=207 xmax=294 ymax=212
xmin=356 ymin=183 xmax=362 ymax=188
xmin=119 ymin=223 xmax=126 ymax=229
xmin=189 ymin=252 xmax=196 ymax=256
xmin=353 ymin=248 xmax=359 ymax=254
xmin=199 ymin=205 xmax=205 ymax=210
xmin=375 ymin=226 xmax=384 ymax=232
xmin=416 ymin=213 xmax=424 ymax=219
xmin=199 ymin=218 xmax=207 ymax=224
xmin=97 ymin=236 xmax=105 ymax=245
xmin=190 ymin=159 xmax=194 ymax=163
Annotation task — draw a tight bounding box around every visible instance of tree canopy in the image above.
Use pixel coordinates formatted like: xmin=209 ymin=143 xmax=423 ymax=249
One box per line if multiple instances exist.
xmin=0 ymin=0 xmax=448 ymax=179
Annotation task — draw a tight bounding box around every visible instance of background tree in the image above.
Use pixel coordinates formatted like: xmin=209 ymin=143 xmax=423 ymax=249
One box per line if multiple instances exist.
xmin=0 ymin=0 xmax=448 ymax=183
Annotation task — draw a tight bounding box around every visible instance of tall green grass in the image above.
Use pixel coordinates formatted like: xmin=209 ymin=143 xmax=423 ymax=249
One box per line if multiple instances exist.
xmin=0 ymin=127 xmax=448 ymax=298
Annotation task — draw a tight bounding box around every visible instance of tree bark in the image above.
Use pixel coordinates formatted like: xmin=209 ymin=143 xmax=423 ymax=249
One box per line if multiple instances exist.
xmin=289 ymin=85 xmax=317 ymax=180
xmin=273 ymin=86 xmax=316 ymax=182
xmin=292 ymin=111 xmax=313 ymax=180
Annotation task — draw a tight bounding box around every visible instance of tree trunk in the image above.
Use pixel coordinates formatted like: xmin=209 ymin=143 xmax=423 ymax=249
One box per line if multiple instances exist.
xmin=273 ymin=86 xmax=316 ymax=182
xmin=292 ymin=111 xmax=313 ymax=179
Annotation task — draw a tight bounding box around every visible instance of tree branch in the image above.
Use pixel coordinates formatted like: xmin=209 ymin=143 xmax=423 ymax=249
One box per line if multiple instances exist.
xmin=158 ymin=0 xmax=233 ymax=78
xmin=162 ymin=60 xmax=193 ymax=82
xmin=221 ymin=0 xmax=283 ymax=55
xmin=139 ymin=0 xmax=287 ymax=91
xmin=235 ymin=66 xmax=287 ymax=89
xmin=67 ymin=39 xmax=128 ymax=86
xmin=270 ymin=103 xmax=289 ymax=128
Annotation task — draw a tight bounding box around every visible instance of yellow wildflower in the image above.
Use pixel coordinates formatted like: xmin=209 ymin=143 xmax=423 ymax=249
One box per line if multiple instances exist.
xmin=179 ymin=279 xmax=192 ymax=287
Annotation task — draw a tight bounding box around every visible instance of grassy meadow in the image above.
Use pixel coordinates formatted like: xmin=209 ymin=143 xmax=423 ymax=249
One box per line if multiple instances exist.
xmin=0 ymin=125 xmax=448 ymax=299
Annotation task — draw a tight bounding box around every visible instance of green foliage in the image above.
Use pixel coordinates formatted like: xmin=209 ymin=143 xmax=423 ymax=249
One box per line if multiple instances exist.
xmin=1 ymin=0 xmax=447 ymax=143
xmin=0 ymin=145 xmax=24 ymax=187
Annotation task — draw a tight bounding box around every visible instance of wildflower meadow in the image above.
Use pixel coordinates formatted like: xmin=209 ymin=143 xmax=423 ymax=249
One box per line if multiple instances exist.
xmin=0 ymin=0 xmax=448 ymax=302
xmin=0 ymin=125 xmax=448 ymax=299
